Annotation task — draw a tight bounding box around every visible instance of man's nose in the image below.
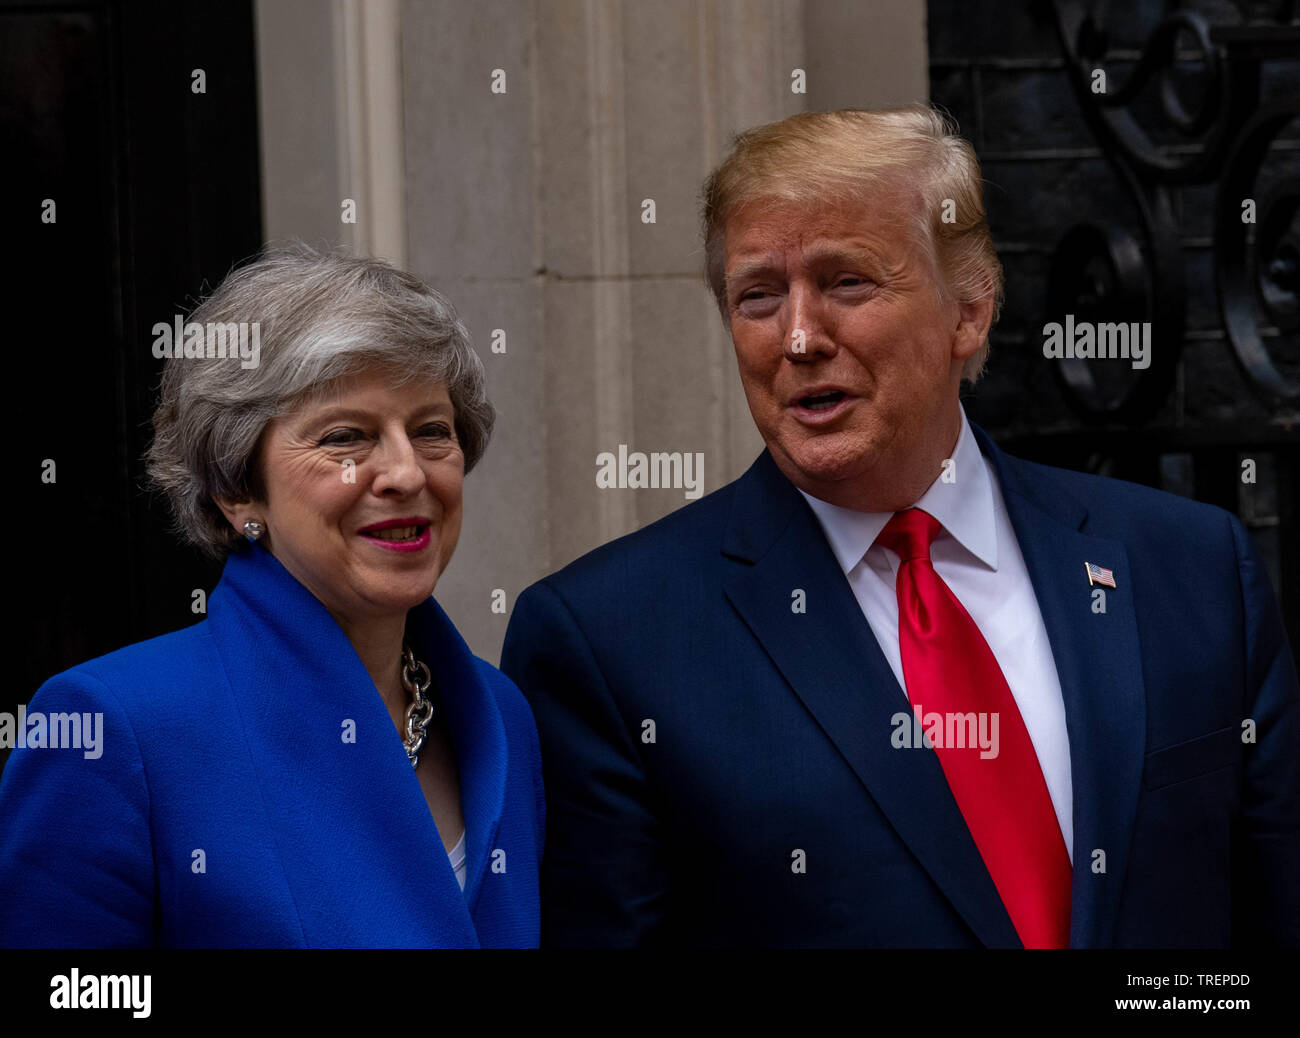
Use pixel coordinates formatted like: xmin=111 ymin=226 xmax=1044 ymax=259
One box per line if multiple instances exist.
xmin=785 ymin=281 xmax=835 ymax=361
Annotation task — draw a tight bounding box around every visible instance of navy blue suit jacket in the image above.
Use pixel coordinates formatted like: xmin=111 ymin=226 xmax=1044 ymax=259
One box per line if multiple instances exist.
xmin=0 ymin=544 xmax=544 ymax=948
xmin=501 ymin=425 xmax=1300 ymax=947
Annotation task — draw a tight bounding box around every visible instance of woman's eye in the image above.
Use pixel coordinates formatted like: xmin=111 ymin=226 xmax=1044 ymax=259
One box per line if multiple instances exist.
xmin=319 ymin=429 xmax=363 ymax=446
xmin=416 ymin=423 xmax=453 ymax=439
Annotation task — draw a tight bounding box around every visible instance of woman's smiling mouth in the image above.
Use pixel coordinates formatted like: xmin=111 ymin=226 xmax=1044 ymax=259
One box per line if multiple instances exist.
xmin=358 ymin=518 xmax=433 ymax=552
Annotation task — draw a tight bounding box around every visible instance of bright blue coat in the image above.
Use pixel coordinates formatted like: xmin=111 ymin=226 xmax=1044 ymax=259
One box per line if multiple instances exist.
xmin=0 ymin=543 xmax=544 ymax=947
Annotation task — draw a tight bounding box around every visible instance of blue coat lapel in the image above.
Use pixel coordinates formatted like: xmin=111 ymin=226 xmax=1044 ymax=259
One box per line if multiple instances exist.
xmin=721 ymin=451 xmax=1021 ymax=948
xmin=973 ymin=425 xmax=1146 ymax=949
xmin=408 ymin=592 xmax=508 ymax=915
xmin=205 ymin=544 xmax=505 ymax=947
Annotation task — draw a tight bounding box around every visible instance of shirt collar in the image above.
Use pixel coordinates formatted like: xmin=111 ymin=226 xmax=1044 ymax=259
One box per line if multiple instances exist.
xmin=797 ymin=406 xmax=999 ymax=573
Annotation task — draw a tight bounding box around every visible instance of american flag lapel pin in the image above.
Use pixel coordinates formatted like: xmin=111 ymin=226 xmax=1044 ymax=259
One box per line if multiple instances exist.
xmin=1085 ymin=561 xmax=1117 ymax=588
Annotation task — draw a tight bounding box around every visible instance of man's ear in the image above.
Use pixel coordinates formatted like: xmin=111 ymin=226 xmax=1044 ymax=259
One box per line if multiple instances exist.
xmin=951 ymin=279 xmax=995 ymax=363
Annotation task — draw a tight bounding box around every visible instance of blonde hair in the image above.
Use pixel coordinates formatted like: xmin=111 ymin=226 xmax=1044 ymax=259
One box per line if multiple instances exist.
xmin=701 ymin=104 xmax=1003 ymax=382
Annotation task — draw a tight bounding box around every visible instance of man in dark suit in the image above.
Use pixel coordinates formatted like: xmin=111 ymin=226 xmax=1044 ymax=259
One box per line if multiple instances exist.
xmin=500 ymin=105 xmax=1300 ymax=947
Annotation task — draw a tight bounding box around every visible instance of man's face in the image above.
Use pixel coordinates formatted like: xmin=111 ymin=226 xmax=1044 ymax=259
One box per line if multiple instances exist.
xmin=722 ymin=191 xmax=980 ymax=508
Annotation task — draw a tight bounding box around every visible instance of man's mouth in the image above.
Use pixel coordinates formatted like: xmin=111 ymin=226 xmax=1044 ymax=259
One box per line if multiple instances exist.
xmin=797 ymin=390 xmax=846 ymax=411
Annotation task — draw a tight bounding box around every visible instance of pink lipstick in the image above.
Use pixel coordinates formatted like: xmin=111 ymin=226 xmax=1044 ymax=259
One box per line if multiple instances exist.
xmin=357 ymin=517 xmax=432 ymax=553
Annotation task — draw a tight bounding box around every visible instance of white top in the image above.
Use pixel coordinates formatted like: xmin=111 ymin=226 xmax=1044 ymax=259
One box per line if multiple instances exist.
xmin=448 ymin=830 xmax=467 ymax=891
xmin=797 ymin=406 xmax=1073 ymax=860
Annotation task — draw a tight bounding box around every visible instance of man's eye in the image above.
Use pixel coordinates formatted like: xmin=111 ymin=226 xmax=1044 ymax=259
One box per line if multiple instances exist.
xmin=737 ymin=289 xmax=780 ymax=313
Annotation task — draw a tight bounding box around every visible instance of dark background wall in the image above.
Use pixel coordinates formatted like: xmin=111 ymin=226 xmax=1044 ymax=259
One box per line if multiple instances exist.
xmin=930 ymin=0 xmax=1298 ymax=647
xmin=0 ymin=0 xmax=261 ymax=774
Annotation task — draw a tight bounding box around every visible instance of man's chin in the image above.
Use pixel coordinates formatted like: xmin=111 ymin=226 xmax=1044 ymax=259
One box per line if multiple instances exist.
xmin=771 ymin=435 xmax=876 ymax=491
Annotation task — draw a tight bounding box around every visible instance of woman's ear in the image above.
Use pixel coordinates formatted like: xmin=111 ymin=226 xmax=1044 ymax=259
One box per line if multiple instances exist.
xmin=213 ymin=495 xmax=258 ymax=535
xmin=213 ymin=495 xmax=241 ymax=526
xmin=218 ymin=436 xmax=272 ymax=542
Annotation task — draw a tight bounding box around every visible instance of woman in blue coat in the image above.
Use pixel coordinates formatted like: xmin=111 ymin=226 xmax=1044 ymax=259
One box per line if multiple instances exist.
xmin=0 ymin=245 xmax=543 ymax=947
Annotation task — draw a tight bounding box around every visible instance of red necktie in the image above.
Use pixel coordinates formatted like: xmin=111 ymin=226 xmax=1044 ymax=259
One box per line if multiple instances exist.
xmin=877 ymin=508 xmax=1072 ymax=948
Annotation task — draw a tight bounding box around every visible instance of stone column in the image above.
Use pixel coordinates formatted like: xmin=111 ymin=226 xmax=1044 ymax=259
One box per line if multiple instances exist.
xmin=260 ymin=0 xmax=929 ymax=662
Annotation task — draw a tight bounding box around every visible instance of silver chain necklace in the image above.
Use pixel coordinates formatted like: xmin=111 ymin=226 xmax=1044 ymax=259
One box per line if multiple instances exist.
xmin=400 ymin=641 xmax=435 ymax=769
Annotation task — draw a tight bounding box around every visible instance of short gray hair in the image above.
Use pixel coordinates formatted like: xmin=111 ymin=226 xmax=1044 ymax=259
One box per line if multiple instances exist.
xmin=146 ymin=243 xmax=494 ymax=558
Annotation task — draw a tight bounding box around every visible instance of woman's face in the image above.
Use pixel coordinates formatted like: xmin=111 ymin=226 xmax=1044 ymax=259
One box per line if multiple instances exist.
xmin=243 ymin=368 xmax=464 ymax=628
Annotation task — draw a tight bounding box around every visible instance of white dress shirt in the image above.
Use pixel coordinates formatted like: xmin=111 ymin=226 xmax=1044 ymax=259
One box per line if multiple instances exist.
xmin=449 ymin=829 xmax=467 ymax=892
xmin=798 ymin=406 xmax=1074 ymax=860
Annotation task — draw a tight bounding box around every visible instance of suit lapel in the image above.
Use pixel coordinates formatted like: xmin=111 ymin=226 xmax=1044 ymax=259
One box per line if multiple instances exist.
xmin=206 ymin=545 xmax=481 ymax=947
xmin=722 ymin=451 xmax=1021 ymax=948
xmin=974 ymin=425 xmax=1146 ymax=949
xmin=408 ymin=595 xmax=508 ymax=915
